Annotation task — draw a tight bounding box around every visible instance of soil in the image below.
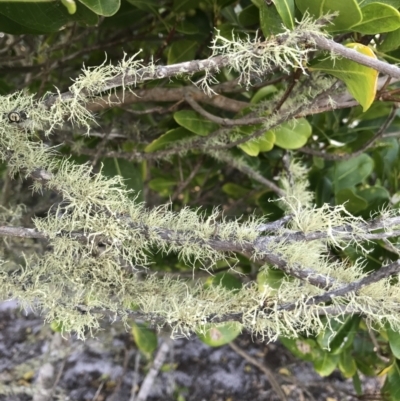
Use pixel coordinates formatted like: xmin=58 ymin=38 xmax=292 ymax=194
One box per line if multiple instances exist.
xmin=0 ymin=300 xmax=383 ymax=401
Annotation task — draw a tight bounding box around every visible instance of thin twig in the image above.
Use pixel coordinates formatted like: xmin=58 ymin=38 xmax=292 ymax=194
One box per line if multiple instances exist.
xmin=171 ymin=157 xmax=203 ymax=201
xmin=136 ymin=339 xmax=172 ymax=401
xmin=130 ymin=352 xmax=142 ymax=401
xmin=229 ymin=341 xmax=288 ymax=401
xmin=184 ymin=93 xmax=266 ymax=126
xmin=299 ymin=106 xmax=397 ymax=160
xmin=279 ymin=259 xmax=400 ymax=312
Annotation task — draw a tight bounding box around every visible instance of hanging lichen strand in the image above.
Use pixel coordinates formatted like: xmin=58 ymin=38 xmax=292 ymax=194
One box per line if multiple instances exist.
xmin=0 ymin=15 xmax=400 ymax=340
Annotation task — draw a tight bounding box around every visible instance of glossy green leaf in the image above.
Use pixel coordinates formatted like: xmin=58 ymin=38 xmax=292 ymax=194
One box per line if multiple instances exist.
xmin=279 ymin=336 xmax=318 ymax=362
xmin=357 ymin=186 xmax=390 ymax=214
xmin=386 ymin=324 xmax=400 ymax=359
xmin=382 ymin=361 xmax=400 ymax=400
xmin=126 ymin=0 xmax=159 ymax=13
xmin=145 ymin=127 xmax=196 ymax=152
xmin=339 ymin=352 xmax=357 ymax=378
xmin=0 ymin=1 xmax=97 ymax=32
xmin=274 ymin=0 xmax=294 ymax=29
xmin=273 ymin=118 xmax=312 ymax=150
xmin=174 ymin=110 xmax=218 ymax=136
xmin=379 ymin=28 xmax=400 ymax=52
xmin=360 ymin=0 xmax=400 ymax=6
xmin=238 ymin=139 xmax=260 ymax=156
xmin=352 ymin=371 xmax=362 ymax=395
xmin=101 ymin=158 xmax=143 ymax=202
xmin=251 ymin=85 xmax=278 ymax=104
xmin=373 ymin=138 xmax=400 ymax=178
xmin=259 ymin=1 xmax=284 ymax=36
xmin=238 ymin=130 xmax=275 ymax=156
xmin=317 ymin=316 xmax=361 ymax=354
xmin=313 ymin=352 xmax=339 ymax=376
xmin=257 ymin=268 xmax=286 ymax=293
xmin=79 ymin=0 xmax=120 ymax=16
xmin=167 ymin=40 xmax=198 ymax=64
xmin=311 ymin=43 xmax=378 ymax=112
xmin=132 ymin=323 xmax=158 ymax=354
xmin=295 ymin=0 xmax=362 ymax=31
xmin=258 ymin=131 xmax=275 ymax=152
xmin=333 ymin=154 xmax=374 ymax=192
xmin=352 ymin=3 xmax=400 ymax=34
xmin=197 ymin=322 xmax=242 ymax=347
xmin=335 ymin=188 xmax=368 ymax=213
xmin=205 ymin=272 xmax=243 ymax=291
xmin=0 ymin=12 xmax=44 ymax=34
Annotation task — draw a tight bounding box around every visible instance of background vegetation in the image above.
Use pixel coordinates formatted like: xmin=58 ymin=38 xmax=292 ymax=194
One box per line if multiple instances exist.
xmin=2 ymin=0 xmax=400 ymax=399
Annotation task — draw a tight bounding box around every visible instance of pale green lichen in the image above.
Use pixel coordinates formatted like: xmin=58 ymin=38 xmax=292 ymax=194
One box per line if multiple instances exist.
xmin=0 ymin=14 xmax=399 ymax=341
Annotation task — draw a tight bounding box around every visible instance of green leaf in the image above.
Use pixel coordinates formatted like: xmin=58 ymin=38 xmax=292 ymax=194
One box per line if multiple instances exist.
xmin=126 ymin=0 xmax=159 ymax=13
xmin=259 ymin=131 xmax=275 ymax=151
xmin=352 ymin=3 xmax=400 ymax=34
xmin=78 ymin=0 xmax=120 ymax=16
xmin=239 ymin=140 xmax=260 ymax=156
xmin=257 ymin=268 xmax=286 ymax=293
xmin=238 ymin=4 xmax=259 ymax=26
xmin=382 ymin=361 xmax=400 ymax=400
xmin=273 ymin=118 xmax=312 ymax=149
xmin=279 ymin=336 xmax=317 ymax=362
xmin=0 ymin=12 xmax=44 ymax=34
xmin=259 ymin=2 xmax=285 ymax=36
xmin=310 ymin=43 xmax=378 ymax=112
xmin=222 ymin=183 xmax=251 ymax=199
xmin=167 ymin=40 xmax=197 ymax=64
xmin=386 ymin=324 xmax=400 ymax=359
xmin=313 ymin=352 xmax=339 ymax=376
xmin=295 ymin=0 xmax=362 ymax=31
xmin=339 ymin=352 xmax=357 ymax=378
xmin=360 ymin=0 xmax=400 ymax=6
xmin=333 ymin=154 xmax=374 ymax=192
xmin=173 ymin=0 xmax=201 ymax=12
xmin=357 ymin=186 xmax=390 ymax=214
xmin=176 ymin=20 xmax=199 ymax=34
xmin=174 ymin=110 xmax=218 ymax=136
xmin=149 ymin=177 xmax=177 ymax=192
xmin=221 ymin=4 xmax=240 ymax=25
xmin=101 ymin=158 xmax=143 ymax=202
xmin=379 ymin=28 xmax=400 ymax=52
xmin=0 ymin=1 xmax=97 ymax=32
xmin=251 ymin=85 xmax=278 ymax=104
xmin=352 ymin=371 xmax=363 ymax=395
xmin=317 ymin=316 xmax=361 ymax=354
xmin=274 ymin=0 xmax=294 ymax=29
xmin=237 ymin=128 xmax=275 ymax=156
xmin=197 ymin=322 xmax=242 ymax=347
xmin=335 ymin=188 xmax=368 ymax=213
xmin=205 ymin=272 xmax=243 ymax=290
xmin=101 ymin=1 xmax=146 ymax=28
xmin=144 ymin=127 xmax=196 ymax=153
xmin=131 ymin=323 xmax=158 ymax=354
